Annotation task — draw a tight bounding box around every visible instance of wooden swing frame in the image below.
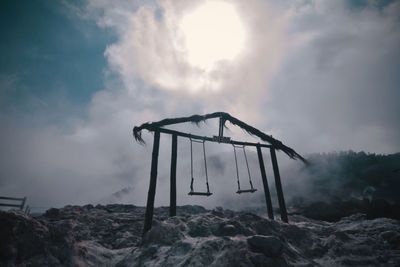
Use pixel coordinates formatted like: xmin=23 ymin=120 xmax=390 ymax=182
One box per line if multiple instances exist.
xmin=133 ymin=112 xmax=307 ymax=234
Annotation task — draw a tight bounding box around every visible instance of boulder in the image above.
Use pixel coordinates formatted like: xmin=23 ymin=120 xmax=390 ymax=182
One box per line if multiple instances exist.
xmin=247 ymin=235 xmax=283 ymax=258
xmin=142 ymin=222 xmax=183 ymax=246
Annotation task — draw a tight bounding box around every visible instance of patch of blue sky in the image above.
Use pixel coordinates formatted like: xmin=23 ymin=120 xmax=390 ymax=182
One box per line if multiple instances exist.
xmin=347 ymin=0 xmax=397 ymax=10
xmin=0 ymin=0 xmax=115 ymax=114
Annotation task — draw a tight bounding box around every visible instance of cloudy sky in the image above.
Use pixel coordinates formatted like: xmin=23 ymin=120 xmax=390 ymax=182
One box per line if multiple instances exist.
xmin=0 ymin=0 xmax=399 ymax=209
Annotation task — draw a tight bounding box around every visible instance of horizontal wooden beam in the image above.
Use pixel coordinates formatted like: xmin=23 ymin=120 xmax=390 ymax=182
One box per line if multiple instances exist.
xmin=0 ymin=203 xmax=22 ymax=207
xmin=156 ymin=127 xmax=272 ymax=148
xmin=0 ymin=196 xmax=25 ymax=201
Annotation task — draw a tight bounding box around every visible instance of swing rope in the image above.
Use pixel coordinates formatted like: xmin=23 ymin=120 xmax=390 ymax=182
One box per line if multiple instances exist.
xmin=189 ymin=137 xmax=212 ymax=196
xmin=233 ymin=145 xmax=241 ymax=191
xmin=190 ymin=137 xmax=194 ymax=192
xmin=232 ymin=144 xmax=257 ymax=194
xmin=242 ymin=146 xmax=255 ymax=190
xmin=202 ymin=139 xmax=210 ymax=194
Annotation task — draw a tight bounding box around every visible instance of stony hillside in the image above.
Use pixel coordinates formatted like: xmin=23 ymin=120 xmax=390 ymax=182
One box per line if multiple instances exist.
xmin=1 ymin=205 xmax=400 ymax=266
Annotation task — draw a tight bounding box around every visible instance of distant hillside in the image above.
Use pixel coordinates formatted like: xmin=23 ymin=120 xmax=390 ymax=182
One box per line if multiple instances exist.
xmin=179 ymin=150 xmax=400 ymax=213
xmin=284 ymin=151 xmax=400 ymax=204
xmin=281 ymin=151 xmax=400 ymax=221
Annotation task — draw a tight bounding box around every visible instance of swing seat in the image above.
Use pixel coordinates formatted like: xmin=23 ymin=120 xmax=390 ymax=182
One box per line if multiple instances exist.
xmin=188 ymin=191 xmax=213 ymax=196
xmin=236 ymin=189 xmax=257 ymax=194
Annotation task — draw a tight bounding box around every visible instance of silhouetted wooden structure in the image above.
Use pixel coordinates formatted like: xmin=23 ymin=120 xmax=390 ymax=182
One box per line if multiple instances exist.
xmin=133 ymin=112 xmax=306 ymax=234
xmin=0 ymin=196 xmax=26 ymax=210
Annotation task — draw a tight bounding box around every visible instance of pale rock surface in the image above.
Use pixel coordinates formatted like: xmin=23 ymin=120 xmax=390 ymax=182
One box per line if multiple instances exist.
xmin=1 ymin=205 xmax=399 ymax=266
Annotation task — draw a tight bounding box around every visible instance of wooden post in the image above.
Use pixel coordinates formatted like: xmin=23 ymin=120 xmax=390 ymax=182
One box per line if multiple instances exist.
xmin=170 ymin=134 xmax=177 ymax=217
xmin=143 ymin=130 xmax=161 ymax=235
xmin=218 ymin=117 xmax=224 ymax=141
xmin=256 ymin=145 xmax=274 ymax=220
xmin=20 ymin=197 xmax=26 ymax=210
xmin=270 ymin=147 xmax=288 ymax=223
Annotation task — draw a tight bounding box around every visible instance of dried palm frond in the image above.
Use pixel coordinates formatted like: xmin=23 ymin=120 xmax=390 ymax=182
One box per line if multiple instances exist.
xmin=133 ymin=112 xmax=307 ymax=163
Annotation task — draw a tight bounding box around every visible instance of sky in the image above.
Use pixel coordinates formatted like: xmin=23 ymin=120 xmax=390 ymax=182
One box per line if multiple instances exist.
xmin=0 ymin=0 xmax=399 ymax=210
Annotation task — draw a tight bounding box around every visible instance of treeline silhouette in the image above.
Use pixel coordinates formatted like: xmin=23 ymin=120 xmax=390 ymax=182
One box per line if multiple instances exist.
xmin=286 ymin=151 xmax=400 ymax=221
xmin=307 ymin=151 xmax=399 ymax=201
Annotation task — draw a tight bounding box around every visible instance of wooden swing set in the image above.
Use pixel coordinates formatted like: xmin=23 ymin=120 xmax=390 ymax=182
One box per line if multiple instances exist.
xmin=133 ymin=112 xmax=307 ymax=234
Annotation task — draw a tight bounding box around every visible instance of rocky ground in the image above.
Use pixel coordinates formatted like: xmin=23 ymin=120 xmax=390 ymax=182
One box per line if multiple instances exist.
xmin=1 ymin=204 xmax=400 ymax=266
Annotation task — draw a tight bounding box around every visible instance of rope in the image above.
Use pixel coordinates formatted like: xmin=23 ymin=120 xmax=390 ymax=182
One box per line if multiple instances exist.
xmin=190 ymin=138 xmax=210 ymax=193
xmin=190 ymin=138 xmax=194 ymax=192
xmin=233 ymin=144 xmax=241 ymax=191
xmin=233 ymin=144 xmax=255 ymax=191
xmin=242 ymin=146 xmax=254 ymax=190
xmin=202 ymin=140 xmax=210 ymax=193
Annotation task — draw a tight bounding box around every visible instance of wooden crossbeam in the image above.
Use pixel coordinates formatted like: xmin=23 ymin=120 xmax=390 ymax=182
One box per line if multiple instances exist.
xmin=0 ymin=203 xmax=22 ymax=208
xmin=157 ymin=127 xmax=271 ymax=148
xmin=0 ymin=196 xmax=25 ymax=201
xmin=0 ymin=196 xmax=26 ymax=210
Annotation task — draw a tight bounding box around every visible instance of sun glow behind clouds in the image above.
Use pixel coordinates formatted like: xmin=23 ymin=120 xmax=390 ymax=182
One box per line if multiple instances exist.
xmin=180 ymin=1 xmax=246 ymax=71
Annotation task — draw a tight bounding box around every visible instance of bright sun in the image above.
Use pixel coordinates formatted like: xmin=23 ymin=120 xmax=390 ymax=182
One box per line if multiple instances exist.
xmin=180 ymin=1 xmax=246 ymax=71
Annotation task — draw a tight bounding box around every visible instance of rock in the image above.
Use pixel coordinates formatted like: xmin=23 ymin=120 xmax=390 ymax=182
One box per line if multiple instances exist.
xmin=219 ymin=224 xmax=237 ymax=236
xmin=178 ymin=205 xmax=207 ymax=214
xmin=249 ymin=254 xmax=289 ymax=267
xmin=44 ymin=208 xmax=60 ymax=218
xmin=380 ymin=230 xmax=400 ymax=248
xmin=213 ymin=222 xmax=245 ymax=236
xmin=215 ymin=206 xmax=223 ymax=212
xmin=2 ymin=204 xmax=400 ymax=266
xmin=298 ymin=199 xmax=366 ymax=222
xmin=247 ymin=235 xmax=283 ymax=257
xmin=142 ymin=222 xmax=183 ymax=246
xmin=187 ymin=216 xmax=215 ymax=237
xmin=0 ymin=210 xmax=70 ymax=265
